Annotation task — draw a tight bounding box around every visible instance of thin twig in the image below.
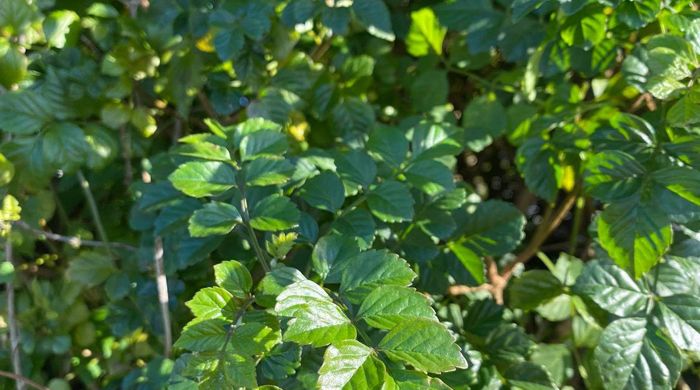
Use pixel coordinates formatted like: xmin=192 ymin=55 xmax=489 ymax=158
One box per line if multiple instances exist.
xmin=119 ymin=126 xmax=134 ymax=187
xmin=4 ymin=241 xmax=24 ymax=390
xmin=76 ymin=171 xmax=115 ymax=257
xmin=310 ymin=37 xmax=333 ymax=62
xmin=239 ymin=185 xmax=270 ymax=273
xmin=197 ymin=92 xmax=218 ymax=120
xmin=153 ymin=236 xmax=172 ymax=358
xmin=0 ymin=371 xmax=46 ymax=390
xmin=11 ymin=221 xmax=137 ymax=252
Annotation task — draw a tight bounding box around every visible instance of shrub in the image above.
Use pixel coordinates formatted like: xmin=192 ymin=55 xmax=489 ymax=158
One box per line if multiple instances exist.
xmin=1 ymin=0 xmax=699 ymax=389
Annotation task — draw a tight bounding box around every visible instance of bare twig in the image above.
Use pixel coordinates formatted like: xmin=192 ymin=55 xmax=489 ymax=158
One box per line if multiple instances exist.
xmin=76 ymin=171 xmax=114 ymax=257
xmin=153 ymin=236 xmax=172 ymax=358
xmin=310 ymin=37 xmax=333 ymax=62
xmin=0 ymin=371 xmax=47 ymax=390
xmin=4 ymin=241 xmax=24 ymax=390
xmin=197 ymin=92 xmax=218 ymax=120
xmin=11 ymin=221 xmax=137 ymax=252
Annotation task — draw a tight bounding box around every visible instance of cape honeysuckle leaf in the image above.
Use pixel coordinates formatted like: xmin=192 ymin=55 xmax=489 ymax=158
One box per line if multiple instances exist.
xmin=256 ymin=266 xmax=306 ymax=306
xmin=240 ymin=130 xmax=288 ymax=161
xmin=668 ymin=96 xmax=700 ymax=127
xmin=530 ymin=344 xmax=574 ymax=387
xmin=462 ymin=94 xmax=508 ymax=138
xmin=351 ymin=0 xmax=395 ymax=41
xmin=42 ymin=122 xmax=89 ymax=172
xmin=617 ymin=0 xmax=661 ymax=29
xmin=188 ymin=201 xmax=242 ymax=237
xmin=0 ymin=90 xmax=52 ymax=135
xmin=516 ymin=138 xmax=563 ymax=204
xmin=654 ymin=294 xmax=700 ymax=352
xmin=356 ymin=285 xmax=437 ymax=330
xmin=169 ymin=161 xmax=238 ymax=198
xmin=573 ymin=260 xmax=650 ymax=316
xmin=175 ymin=138 xmax=231 ymax=162
xmin=411 ymin=121 xmax=464 ymax=161
xmin=334 ymin=149 xmax=377 ymax=194
xmin=508 ymin=270 xmax=564 ymax=312
xmin=405 ymin=8 xmax=446 ymax=57
xmin=259 ymin=342 xmax=302 ymax=380
xmin=584 ymin=150 xmax=646 ymax=202
xmin=594 ymin=318 xmax=681 ymax=390
xmin=155 ymin=199 xmax=202 ymax=235
xmin=338 ymin=250 xmax=417 ymax=304
xmin=245 ymin=158 xmax=295 ymax=187
xmin=317 ymin=340 xmax=387 ymax=390
xmin=598 ymin=198 xmax=672 ymax=278
xmin=451 ymin=200 xmax=526 ymax=257
xmin=249 ymin=194 xmax=300 ymax=231
xmin=186 ymin=287 xmax=237 ymax=321
xmin=560 ymin=4 xmax=606 ymax=48
xmin=299 ymin=171 xmax=346 ymax=213
xmin=228 ymin=320 xmax=281 ymax=356
xmin=275 ymin=280 xmax=356 ymax=347
xmin=504 ymin=361 xmax=557 ymax=390
xmin=214 ymin=260 xmax=253 ymax=299
xmin=651 ymin=166 xmax=700 ymax=209
xmin=645 ymin=256 xmax=700 ymax=297
xmin=185 ymin=351 xmax=258 ymax=390
xmin=331 ymin=208 xmax=377 ymax=250
xmin=483 ymin=324 xmax=535 ymax=365
xmin=367 ymin=126 xmax=408 ymax=168
xmin=404 ymin=160 xmax=455 ymax=196
xmin=313 ymin=235 xmax=361 ymax=282
xmin=377 ymin=319 xmax=467 ymax=374
xmin=174 ymin=318 xmax=229 ymax=352
xmin=447 ymin=243 xmax=484 ymax=284
xmin=367 ymin=180 xmax=414 ymax=223
xmin=67 ymin=252 xmax=115 ymax=287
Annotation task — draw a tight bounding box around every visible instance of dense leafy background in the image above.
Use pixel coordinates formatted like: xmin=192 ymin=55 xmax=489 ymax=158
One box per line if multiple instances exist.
xmin=1 ymin=0 xmax=700 ymax=389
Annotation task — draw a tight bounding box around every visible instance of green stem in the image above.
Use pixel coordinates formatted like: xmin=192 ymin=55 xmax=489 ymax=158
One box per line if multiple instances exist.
xmin=536 ymin=251 xmax=557 ymax=274
xmin=336 ymin=192 xmax=369 ymax=219
xmin=221 ymin=296 xmax=255 ymax=354
xmin=76 ymin=170 xmax=113 ymax=257
xmin=239 ymin=184 xmax=271 ymax=273
xmin=568 ymin=197 xmax=585 ymax=255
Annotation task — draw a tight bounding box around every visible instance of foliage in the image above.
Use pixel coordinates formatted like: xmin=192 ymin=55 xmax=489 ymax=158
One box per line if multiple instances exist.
xmin=1 ymin=0 xmax=700 ymax=389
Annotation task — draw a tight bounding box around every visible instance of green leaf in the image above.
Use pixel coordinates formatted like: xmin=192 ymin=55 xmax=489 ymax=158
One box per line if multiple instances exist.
xmin=249 ymin=194 xmax=300 ymax=231
xmin=560 ymin=4 xmax=606 ymax=48
xmin=214 ymin=260 xmax=253 ymax=299
xmin=573 ymin=260 xmax=650 ymax=316
xmin=483 ymin=324 xmax=535 ymax=365
xmin=504 ymin=362 xmax=557 ymax=390
xmin=367 ymin=181 xmax=414 ymax=223
xmin=318 ymin=340 xmax=387 ymax=390
xmin=67 ymin=253 xmax=115 ymax=287
xmin=508 ymin=271 xmax=564 ymax=311
xmin=617 ymin=0 xmax=661 ymax=29
xmin=330 ymin=98 xmax=375 ymax=137
xmin=169 ymin=161 xmax=237 ymax=198
xmin=405 ymin=8 xmax=446 ymax=57
xmin=511 ymin=0 xmax=547 ymax=22
xmin=335 ymin=150 xmax=377 ymax=193
xmin=155 ymin=199 xmax=202 ymax=236
xmin=0 ymin=153 xmax=13 ymax=186
xmin=339 ymin=250 xmax=417 ymax=304
xmin=300 ymin=172 xmax=346 ymax=213
xmin=229 ymin=319 xmax=281 ymax=356
xmin=245 ymin=158 xmax=295 ymax=187
xmin=240 ymin=130 xmax=288 ymax=161
xmin=377 ymin=319 xmax=467 ymax=374
xmin=42 ymin=122 xmax=89 ymax=172
xmin=411 ymin=70 xmax=449 ymax=112
xmin=0 ymin=41 xmax=26 ymax=89
xmin=516 ymin=139 xmax=563 ymax=203
xmin=188 ymin=202 xmax=242 ymax=237
xmin=368 ymin=126 xmax=408 ymax=168
xmin=584 ymin=151 xmax=646 ymax=203
xmin=667 ymin=96 xmax=700 ymax=127
xmin=594 ymin=318 xmax=680 ymax=390
xmin=598 ymin=198 xmax=672 ymax=278
xmin=452 ymin=200 xmax=526 ymax=257
xmin=462 ymin=94 xmax=508 ymax=138
xmin=655 ymin=294 xmax=700 ymax=351
xmin=405 ymin=160 xmax=455 ymax=196
xmin=0 ymin=262 xmax=14 ymax=284
xmin=43 ymin=10 xmax=79 ymax=49
xmin=260 ymin=343 xmax=302 ymax=380
xmin=174 ymin=318 xmax=228 ymax=352
xmin=411 ymin=121 xmax=464 ymax=161
xmin=0 ymin=0 xmax=40 ymax=34
xmin=186 ymin=287 xmax=236 ymax=321
xmin=257 ymin=267 xmax=306 ymax=306
xmin=214 ymin=28 xmax=245 ymax=61
xmin=356 ymin=285 xmax=437 ymax=330
xmin=331 ymin=208 xmax=377 ymax=250
xmin=186 ymin=351 xmax=258 ymax=389
xmin=275 ymin=280 xmax=356 ymax=347
xmin=313 ymin=235 xmax=361 ymax=282
xmin=530 ymin=344 xmax=574 ymax=387
xmin=352 ymin=0 xmax=395 ymax=41
xmin=447 ymin=243 xmax=484 ymax=284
